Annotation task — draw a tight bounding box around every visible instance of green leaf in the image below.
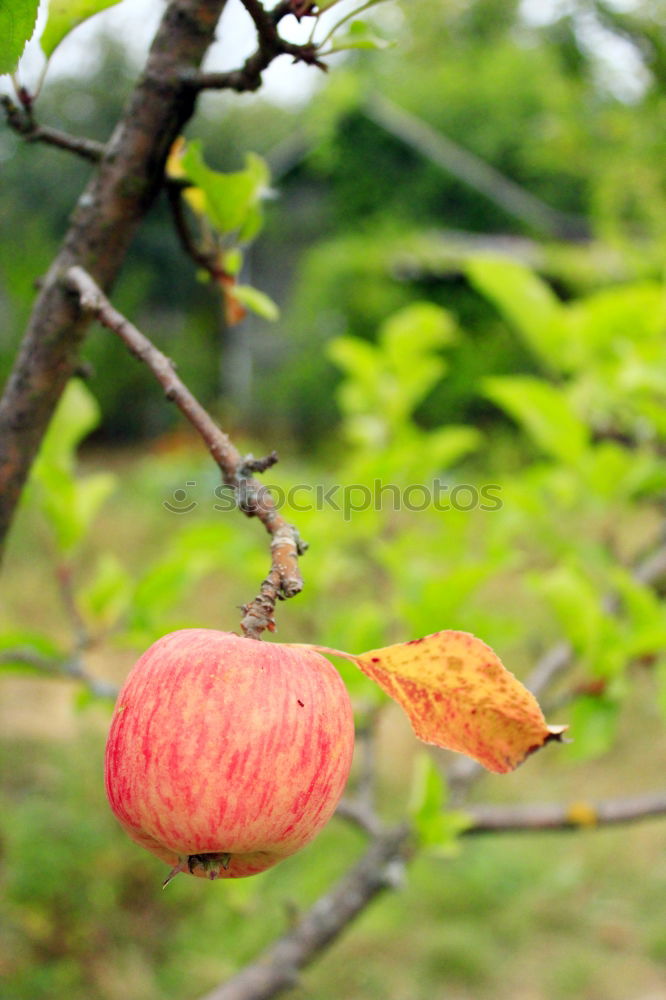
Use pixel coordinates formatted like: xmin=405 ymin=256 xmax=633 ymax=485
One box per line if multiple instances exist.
xmin=35 ymin=378 xmax=101 ymax=473
xmin=379 ymin=303 xmax=454 ymax=415
xmin=0 ymin=630 xmax=62 ymax=657
xmin=409 ymin=753 xmax=472 ymax=855
xmin=467 ymin=256 xmax=566 ymax=370
xmin=484 ymin=375 xmax=589 ymax=463
xmin=328 ymin=337 xmax=381 ymax=420
xmin=0 ymin=630 xmax=64 ymax=674
xmin=223 ymin=248 xmax=244 ymax=276
xmin=180 ymin=142 xmax=270 ymax=240
xmin=423 ymin=426 xmax=481 ymax=469
xmin=328 ymin=336 xmax=379 ymax=383
xmin=79 ymin=553 xmax=133 ymax=628
xmin=567 ymin=695 xmax=619 ymax=761
xmin=30 ymin=379 xmax=116 ymax=553
xmin=326 ymin=19 xmax=392 ymax=52
xmin=0 ymin=0 xmax=40 ymax=73
xmin=381 ymin=303 xmax=456 ymax=362
xmin=533 ymin=565 xmax=603 ymax=656
xmin=609 ymin=569 xmax=666 ymax=659
xmin=330 ymin=304 xmax=457 ymax=432
xmin=233 ymin=285 xmax=280 ymax=321
xmin=40 ymin=0 xmax=124 ymax=59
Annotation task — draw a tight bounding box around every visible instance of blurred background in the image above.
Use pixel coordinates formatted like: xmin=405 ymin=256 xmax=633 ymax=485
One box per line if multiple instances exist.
xmin=2 ymin=1 xmax=666 ymax=998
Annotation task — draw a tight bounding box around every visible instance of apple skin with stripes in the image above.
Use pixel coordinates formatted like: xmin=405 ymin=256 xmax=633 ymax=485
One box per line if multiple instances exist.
xmin=105 ymin=629 xmax=355 ymax=881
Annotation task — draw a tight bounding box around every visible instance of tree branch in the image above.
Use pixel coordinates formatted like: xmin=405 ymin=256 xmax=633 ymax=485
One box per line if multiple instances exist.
xmin=167 ymin=183 xmax=221 ymax=275
xmin=199 ymin=824 xmax=412 ymax=1000
xmin=184 ymin=0 xmax=326 ymax=93
xmin=364 ymin=93 xmax=591 ymax=241
xmin=200 ymin=777 xmax=666 ymax=1000
xmin=465 ymin=789 xmax=666 ymax=834
xmin=64 ymin=266 xmax=305 ymax=638
xmin=0 ymin=648 xmax=118 ymax=699
xmin=0 ymin=0 xmax=230 ymax=560
xmin=1 ymin=95 xmax=105 ymax=162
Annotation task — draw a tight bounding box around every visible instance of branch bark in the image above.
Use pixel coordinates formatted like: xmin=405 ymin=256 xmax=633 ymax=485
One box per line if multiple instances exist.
xmin=0 ymin=0 xmax=230 ymax=558
xmin=65 ymin=266 xmax=305 ymax=637
xmin=465 ymin=789 xmax=666 ymax=834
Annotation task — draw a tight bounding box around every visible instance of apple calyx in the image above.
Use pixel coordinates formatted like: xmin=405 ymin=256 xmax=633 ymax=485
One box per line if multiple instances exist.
xmin=163 ymin=851 xmax=233 ymax=887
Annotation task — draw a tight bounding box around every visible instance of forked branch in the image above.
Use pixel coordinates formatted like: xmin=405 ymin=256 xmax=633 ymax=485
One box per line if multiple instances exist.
xmin=184 ymin=0 xmax=326 ymax=93
xmin=64 ymin=265 xmax=305 ymax=638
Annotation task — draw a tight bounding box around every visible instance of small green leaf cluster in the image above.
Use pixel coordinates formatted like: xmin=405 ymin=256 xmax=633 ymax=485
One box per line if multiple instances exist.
xmin=173 ymin=140 xmax=280 ymax=323
xmin=410 ymin=753 xmax=472 ymax=856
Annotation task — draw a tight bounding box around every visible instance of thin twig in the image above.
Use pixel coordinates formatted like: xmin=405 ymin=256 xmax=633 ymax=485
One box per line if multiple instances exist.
xmin=183 ymin=0 xmax=326 ymax=93
xmin=0 ymin=648 xmax=118 ymax=699
xmin=167 ymin=184 xmax=220 ymax=276
xmin=55 ymin=562 xmax=91 ymax=652
xmin=335 ymin=797 xmax=385 ymax=837
xmin=64 ymin=265 xmax=306 ymax=638
xmin=2 ymin=95 xmax=105 ymax=163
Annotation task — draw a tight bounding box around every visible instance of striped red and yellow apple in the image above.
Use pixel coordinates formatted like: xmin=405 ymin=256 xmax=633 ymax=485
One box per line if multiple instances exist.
xmin=104 ymin=629 xmax=355 ymax=882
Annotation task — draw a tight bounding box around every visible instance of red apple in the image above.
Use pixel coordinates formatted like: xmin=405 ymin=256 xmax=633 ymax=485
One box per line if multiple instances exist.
xmin=104 ymin=629 xmax=355 ymax=882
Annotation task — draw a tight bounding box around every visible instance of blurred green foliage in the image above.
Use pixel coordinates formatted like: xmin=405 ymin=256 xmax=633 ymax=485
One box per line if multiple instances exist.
xmin=2 ymin=261 xmax=666 ymax=992
xmin=3 ymin=0 xmax=666 ymax=443
xmin=2 ymin=262 xmax=666 ymax=996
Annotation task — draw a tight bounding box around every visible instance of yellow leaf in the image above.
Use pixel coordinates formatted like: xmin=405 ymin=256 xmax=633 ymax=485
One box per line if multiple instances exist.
xmin=183 ymin=187 xmax=206 ymax=217
xmin=300 ymin=631 xmax=565 ymax=774
xmin=166 ymin=137 xmax=186 ymax=179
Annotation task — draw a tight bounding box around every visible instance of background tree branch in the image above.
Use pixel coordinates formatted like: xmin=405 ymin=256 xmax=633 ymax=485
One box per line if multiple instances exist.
xmin=464 ymin=790 xmax=666 ymax=834
xmin=196 ymin=780 xmax=666 ymax=1000
xmin=364 ymin=93 xmax=591 ymax=241
xmin=0 ymin=0 xmax=230 ymax=558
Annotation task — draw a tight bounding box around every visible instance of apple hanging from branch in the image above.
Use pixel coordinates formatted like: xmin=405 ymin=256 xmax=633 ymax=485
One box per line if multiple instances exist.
xmin=105 ymin=628 xmax=565 ymax=883
xmin=105 ymin=629 xmax=355 ymax=883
